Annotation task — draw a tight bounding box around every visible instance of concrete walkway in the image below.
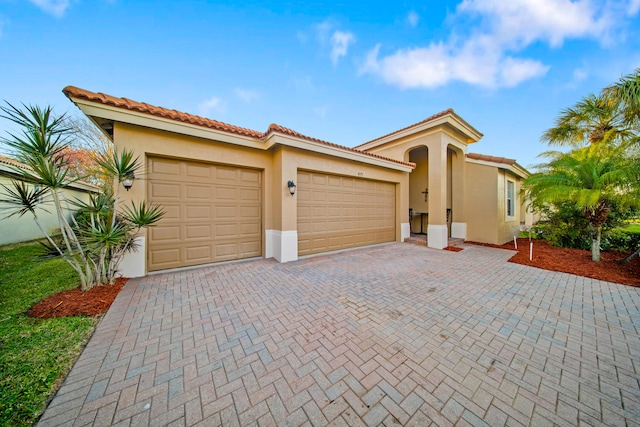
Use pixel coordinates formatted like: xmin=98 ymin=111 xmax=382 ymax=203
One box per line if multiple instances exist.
xmin=38 ymin=243 xmax=640 ymax=426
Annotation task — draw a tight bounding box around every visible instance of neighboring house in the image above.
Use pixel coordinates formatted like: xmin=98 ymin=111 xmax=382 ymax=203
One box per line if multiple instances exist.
xmin=63 ymin=86 xmax=530 ymax=278
xmin=0 ymin=154 xmax=98 ymax=246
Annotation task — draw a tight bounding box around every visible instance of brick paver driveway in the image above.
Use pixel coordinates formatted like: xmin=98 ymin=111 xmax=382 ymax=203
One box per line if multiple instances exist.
xmin=38 ymin=243 xmax=640 ymax=426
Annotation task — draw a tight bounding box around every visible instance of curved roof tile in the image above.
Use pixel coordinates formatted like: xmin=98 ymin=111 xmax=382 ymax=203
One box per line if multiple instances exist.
xmin=63 ymin=86 xmax=415 ymax=168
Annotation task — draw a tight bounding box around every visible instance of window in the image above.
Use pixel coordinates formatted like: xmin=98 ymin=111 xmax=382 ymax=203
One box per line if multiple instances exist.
xmin=506 ymin=180 xmax=515 ymax=217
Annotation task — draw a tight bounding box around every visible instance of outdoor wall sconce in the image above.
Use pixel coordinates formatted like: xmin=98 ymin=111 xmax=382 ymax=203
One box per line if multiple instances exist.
xmin=287 ymin=180 xmax=297 ymax=196
xmin=122 ymin=174 xmax=135 ymax=191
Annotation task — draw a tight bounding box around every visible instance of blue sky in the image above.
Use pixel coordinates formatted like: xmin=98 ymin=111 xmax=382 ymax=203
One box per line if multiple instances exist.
xmin=1 ymin=0 xmax=639 ymax=168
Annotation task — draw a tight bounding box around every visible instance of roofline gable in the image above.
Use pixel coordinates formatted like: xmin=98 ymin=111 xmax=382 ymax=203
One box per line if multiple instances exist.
xmin=355 ymin=109 xmax=484 ymax=152
xmin=63 ymin=86 xmax=415 ymax=172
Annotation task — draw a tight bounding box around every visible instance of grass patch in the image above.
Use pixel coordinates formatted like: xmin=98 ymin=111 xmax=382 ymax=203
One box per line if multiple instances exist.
xmin=0 ymin=244 xmax=97 ymax=426
xmin=622 ymin=223 xmax=640 ymax=234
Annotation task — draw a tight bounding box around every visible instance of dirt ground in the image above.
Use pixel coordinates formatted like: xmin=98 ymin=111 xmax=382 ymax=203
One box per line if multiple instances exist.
xmin=468 ymin=238 xmax=640 ymax=287
xmin=28 ymin=239 xmax=640 ymax=319
xmin=28 ymin=277 xmax=127 ymax=319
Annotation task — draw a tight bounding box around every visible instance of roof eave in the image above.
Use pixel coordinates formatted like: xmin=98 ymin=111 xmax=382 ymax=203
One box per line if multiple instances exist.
xmin=357 ymin=113 xmax=483 ymax=152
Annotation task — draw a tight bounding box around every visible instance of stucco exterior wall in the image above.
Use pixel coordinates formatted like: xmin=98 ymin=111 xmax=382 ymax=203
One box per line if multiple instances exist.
xmin=112 ymin=122 xmax=409 ymax=274
xmin=465 ymin=162 xmax=499 ymax=244
xmin=496 ymin=170 xmax=522 ymax=244
xmin=0 ymin=174 xmax=93 ymax=245
xmin=409 ymin=147 xmax=429 ymax=214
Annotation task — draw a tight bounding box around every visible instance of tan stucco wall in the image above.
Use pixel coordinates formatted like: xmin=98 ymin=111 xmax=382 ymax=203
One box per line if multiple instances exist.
xmin=465 ymin=162 xmax=498 ymax=243
xmin=0 ymin=174 xmax=93 ymax=245
xmin=409 ymin=147 xmax=429 ymax=214
xmin=496 ymin=169 xmax=522 ymax=244
xmin=113 ymin=122 xmax=276 ymax=243
xmin=112 ymin=122 xmax=410 ymax=266
xmin=279 ymin=145 xmax=408 ymax=240
xmin=465 ymin=162 xmax=524 ymax=245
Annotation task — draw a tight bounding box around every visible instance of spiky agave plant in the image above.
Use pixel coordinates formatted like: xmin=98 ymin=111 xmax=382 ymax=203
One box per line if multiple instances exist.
xmin=0 ymin=103 xmax=164 ymax=290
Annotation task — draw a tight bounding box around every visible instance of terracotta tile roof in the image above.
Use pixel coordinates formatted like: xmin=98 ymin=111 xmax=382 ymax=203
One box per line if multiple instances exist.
xmin=63 ymin=86 xmax=415 ymax=169
xmin=0 ymin=153 xmax=99 ymax=191
xmin=63 ymin=86 xmax=264 ymax=139
xmin=264 ymin=124 xmax=415 ymax=167
xmin=0 ymin=154 xmax=27 ymax=169
xmin=355 ymin=108 xmax=483 ymax=148
xmin=467 ymin=152 xmax=516 ymax=166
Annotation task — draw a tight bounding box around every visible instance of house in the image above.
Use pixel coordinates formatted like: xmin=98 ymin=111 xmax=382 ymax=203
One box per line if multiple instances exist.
xmin=0 ymin=154 xmax=98 ymax=246
xmin=63 ymin=86 xmax=530 ymax=277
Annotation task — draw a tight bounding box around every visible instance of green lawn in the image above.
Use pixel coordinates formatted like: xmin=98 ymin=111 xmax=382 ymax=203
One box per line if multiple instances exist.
xmin=623 ymin=223 xmax=640 ymax=234
xmin=0 ymin=244 xmax=97 ymax=427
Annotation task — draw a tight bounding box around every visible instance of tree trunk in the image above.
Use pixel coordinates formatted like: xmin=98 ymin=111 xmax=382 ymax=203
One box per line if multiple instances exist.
xmin=621 ymin=245 xmax=640 ymax=264
xmin=591 ymin=226 xmax=601 ymax=262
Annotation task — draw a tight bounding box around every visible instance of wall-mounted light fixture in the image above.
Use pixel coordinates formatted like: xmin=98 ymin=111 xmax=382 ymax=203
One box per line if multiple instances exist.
xmin=122 ymin=173 xmax=135 ymax=191
xmin=287 ymin=180 xmax=296 ymax=196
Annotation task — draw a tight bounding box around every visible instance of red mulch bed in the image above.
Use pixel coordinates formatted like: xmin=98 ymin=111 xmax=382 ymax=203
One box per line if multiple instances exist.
xmin=468 ymin=238 xmax=640 ymax=287
xmin=28 ymin=277 xmax=128 ymax=319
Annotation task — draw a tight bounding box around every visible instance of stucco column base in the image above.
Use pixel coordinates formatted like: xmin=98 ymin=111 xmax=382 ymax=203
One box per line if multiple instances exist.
xmin=451 ymin=222 xmax=467 ymax=240
xmin=267 ymin=230 xmax=298 ymax=263
xmin=427 ymin=225 xmax=448 ymax=249
xmin=401 ymin=223 xmax=410 ymax=241
xmin=118 ymin=236 xmax=146 ymax=278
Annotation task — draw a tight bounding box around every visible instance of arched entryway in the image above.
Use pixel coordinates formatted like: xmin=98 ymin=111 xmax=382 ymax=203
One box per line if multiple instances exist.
xmin=407 ymin=143 xmax=466 ymax=248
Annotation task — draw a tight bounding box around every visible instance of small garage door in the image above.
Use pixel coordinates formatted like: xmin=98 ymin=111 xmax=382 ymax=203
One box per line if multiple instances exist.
xmin=147 ymin=157 xmax=261 ymax=271
xmin=297 ymin=170 xmax=395 ymax=256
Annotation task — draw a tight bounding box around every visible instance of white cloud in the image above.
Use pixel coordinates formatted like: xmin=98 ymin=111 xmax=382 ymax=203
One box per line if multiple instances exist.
xmin=234 ymin=88 xmax=260 ymax=103
xmin=28 ymin=0 xmax=71 ymax=18
xmin=566 ymin=67 xmax=589 ymax=88
xmin=361 ymin=0 xmax=626 ymax=89
xmin=499 ymin=57 xmax=550 ymax=87
xmin=629 ymin=0 xmax=640 ymax=15
xmin=314 ymin=106 xmax=328 ymax=118
xmin=457 ymin=0 xmax=613 ymax=48
xmin=407 ymin=11 xmax=420 ymax=27
xmin=312 ymin=20 xmax=355 ymax=65
xmin=198 ymin=97 xmax=225 ymax=117
xmin=330 ymin=30 xmax=355 ymax=65
xmin=360 ymin=40 xmax=548 ymax=89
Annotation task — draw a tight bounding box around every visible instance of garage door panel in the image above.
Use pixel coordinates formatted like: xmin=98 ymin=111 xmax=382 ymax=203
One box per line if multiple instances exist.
xmin=186 ymin=163 xmax=212 ymax=178
xmin=147 ymin=157 xmax=262 ymax=271
xmin=151 ymin=158 xmax=181 ymax=175
xmin=186 ymin=185 xmax=210 ymax=199
xmin=298 ymin=171 xmax=395 ymax=256
xmin=215 ymin=206 xmax=237 ymax=219
xmin=151 ymin=248 xmax=180 ymax=265
xmin=160 ymin=205 xmax=181 ymax=220
xmin=240 ymin=205 xmax=260 ymax=219
xmin=186 ymin=246 xmax=211 ymax=262
xmin=240 ymin=188 xmax=261 ymax=201
xmin=150 ymin=226 xmax=180 ymax=242
xmin=186 ymin=206 xmax=211 ymax=219
xmin=240 ymin=223 xmax=261 ymax=235
xmin=240 ymin=241 xmax=261 ymax=256
xmin=241 ymin=169 xmax=261 ymax=183
xmin=150 ymin=182 xmax=181 ymax=199
xmin=185 ymin=225 xmax=211 ymax=239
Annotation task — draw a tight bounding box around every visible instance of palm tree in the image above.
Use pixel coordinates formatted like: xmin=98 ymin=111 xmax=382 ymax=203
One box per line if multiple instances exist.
xmin=541 ymin=92 xmax=634 ymax=147
xmin=524 ymin=145 xmax=639 ymax=261
xmin=606 ymin=68 xmax=640 ymax=125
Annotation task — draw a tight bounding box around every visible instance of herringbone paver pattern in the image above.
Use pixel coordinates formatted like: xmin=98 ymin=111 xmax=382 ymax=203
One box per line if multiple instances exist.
xmin=38 ymin=243 xmax=640 ymax=426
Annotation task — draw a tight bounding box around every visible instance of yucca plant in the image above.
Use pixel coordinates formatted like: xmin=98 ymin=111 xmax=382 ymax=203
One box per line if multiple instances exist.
xmin=0 ymin=102 xmax=164 ymax=290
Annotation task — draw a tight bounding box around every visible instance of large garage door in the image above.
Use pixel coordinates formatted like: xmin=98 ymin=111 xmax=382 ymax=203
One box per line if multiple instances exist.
xmin=147 ymin=157 xmax=261 ymax=271
xmin=297 ymin=170 xmax=395 ymax=256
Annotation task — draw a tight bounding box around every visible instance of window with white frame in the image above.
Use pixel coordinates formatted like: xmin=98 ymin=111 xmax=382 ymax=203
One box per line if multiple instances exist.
xmin=506 ymin=179 xmax=515 ymax=218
